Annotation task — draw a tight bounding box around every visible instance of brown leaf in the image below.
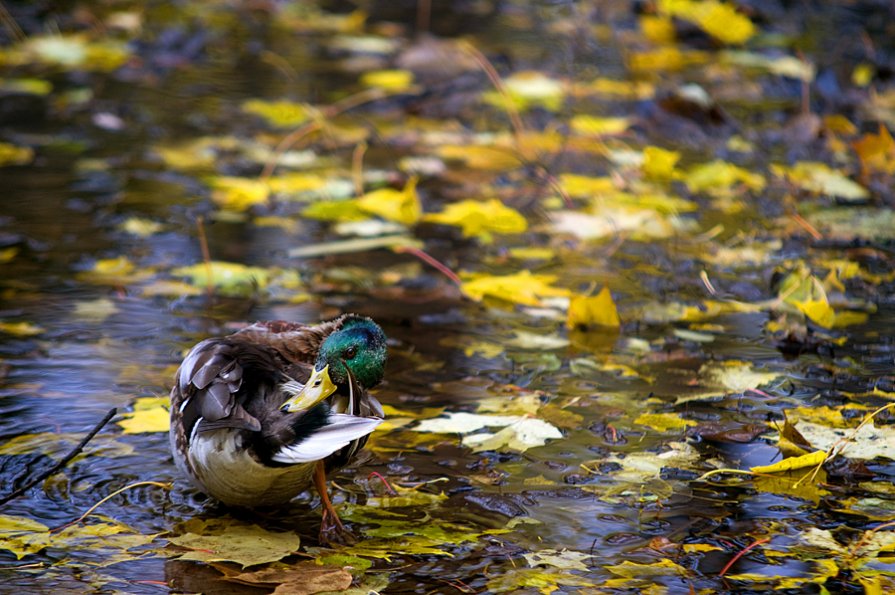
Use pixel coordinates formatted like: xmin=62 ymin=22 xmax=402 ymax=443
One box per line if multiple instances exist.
xmin=692 ymin=422 xmax=766 ymax=443
xmin=224 ymin=562 xmax=353 ymax=595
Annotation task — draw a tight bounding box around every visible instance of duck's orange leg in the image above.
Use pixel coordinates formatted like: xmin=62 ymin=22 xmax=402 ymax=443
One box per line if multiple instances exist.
xmin=314 ymin=460 xmax=354 ymax=544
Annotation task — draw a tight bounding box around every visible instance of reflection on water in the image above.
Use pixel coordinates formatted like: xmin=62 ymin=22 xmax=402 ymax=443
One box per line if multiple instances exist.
xmin=1 ymin=0 xmax=894 ymax=593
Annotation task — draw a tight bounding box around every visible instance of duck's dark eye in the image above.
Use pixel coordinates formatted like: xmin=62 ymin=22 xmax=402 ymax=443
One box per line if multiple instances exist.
xmin=344 ymin=346 xmax=358 ymax=359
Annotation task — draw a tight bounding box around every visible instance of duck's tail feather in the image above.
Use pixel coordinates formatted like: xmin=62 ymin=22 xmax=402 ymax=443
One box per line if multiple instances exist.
xmin=271 ymin=414 xmax=383 ymax=464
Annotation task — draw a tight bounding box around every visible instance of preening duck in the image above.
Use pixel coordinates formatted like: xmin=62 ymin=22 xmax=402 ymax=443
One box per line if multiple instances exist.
xmin=169 ymin=314 xmax=387 ymax=542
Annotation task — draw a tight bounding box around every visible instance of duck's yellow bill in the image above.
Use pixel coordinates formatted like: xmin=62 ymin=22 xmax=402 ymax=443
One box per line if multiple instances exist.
xmin=280 ymin=365 xmax=338 ymax=412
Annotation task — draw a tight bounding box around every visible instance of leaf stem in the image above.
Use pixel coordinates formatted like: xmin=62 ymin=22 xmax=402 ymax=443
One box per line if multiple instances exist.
xmin=719 ymin=537 xmax=770 ymax=577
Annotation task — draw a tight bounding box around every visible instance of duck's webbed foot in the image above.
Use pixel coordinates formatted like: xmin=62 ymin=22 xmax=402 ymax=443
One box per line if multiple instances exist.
xmin=319 ymin=506 xmax=356 ymax=546
xmin=314 ymin=460 xmax=357 ymax=546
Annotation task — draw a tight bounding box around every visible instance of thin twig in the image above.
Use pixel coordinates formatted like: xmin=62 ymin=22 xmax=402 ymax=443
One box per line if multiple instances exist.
xmin=719 ymin=537 xmax=770 ymax=577
xmin=393 ymin=245 xmax=462 ymax=285
xmin=50 ymin=480 xmax=172 ymax=533
xmin=460 ymin=40 xmax=526 ymax=148
xmin=0 ymin=407 xmax=118 ymax=507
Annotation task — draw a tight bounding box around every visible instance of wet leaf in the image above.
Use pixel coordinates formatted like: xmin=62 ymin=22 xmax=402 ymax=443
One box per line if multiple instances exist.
xmin=460 ymin=271 xmax=570 ymax=307
xmin=795 ymin=421 xmax=895 ymax=461
xmin=483 ymin=71 xmax=565 ymax=112
xmin=423 ymin=198 xmax=527 ymax=242
xmin=750 ymin=450 xmax=827 ymax=473
xmin=223 ymin=561 xmax=352 ymax=594
xmin=0 ymin=321 xmax=45 ymax=337
xmin=0 ymin=432 xmax=134 ymax=459
xmin=683 ymin=160 xmax=766 ymax=196
xmin=208 ymin=176 xmax=270 ymax=211
xmin=854 ymin=124 xmax=895 ymax=175
xmin=772 ymin=161 xmax=869 ymax=200
xmin=642 ymin=146 xmax=680 ymax=181
xmin=634 ymin=412 xmax=698 ymax=433
xmin=117 ymin=396 xmax=170 ymax=434
xmin=360 ymin=69 xmax=415 ymax=91
xmin=242 ymin=99 xmax=311 ymax=129
xmin=524 ymin=548 xmax=592 ymax=571
xmin=356 ymin=177 xmax=421 ymax=225
xmin=700 ymin=361 xmax=779 ymax=392
xmin=487 ymin=567 xmax=596 ymax=594
xmin=172 ymin=261 xmax=273 ymax=295
xmin=566 ymin=287 xmax=621 ymax=329
xmin=413 ymin=412 xmax=562 ymax=452
xmin=120 ymin=217 xmax=164 ymax=237
xmin=658 ymin=0 xmax=755 ymax=44
xmin=79 ymin=256 xmax=152 ymax=285
xmin=604 ymin=558 xmax=689 ymax=578
xmin=0 ymin=142 xmax=34 ymax=166
xmin=436 ymin=145 xmax=520 ymax=170
xmin=169 ymin=518 xmax=300 ymax=567
xmin=569 ymin=115 xmax=630 ymax=136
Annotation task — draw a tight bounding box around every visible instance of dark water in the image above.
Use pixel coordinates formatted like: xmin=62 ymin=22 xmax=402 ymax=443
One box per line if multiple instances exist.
xmin=1 ymin=1 xmax=895 ymax=593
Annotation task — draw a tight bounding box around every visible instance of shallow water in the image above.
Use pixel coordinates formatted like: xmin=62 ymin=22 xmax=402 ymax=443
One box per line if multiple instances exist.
xmin=2 ymin=0 xmax=895 ymax=593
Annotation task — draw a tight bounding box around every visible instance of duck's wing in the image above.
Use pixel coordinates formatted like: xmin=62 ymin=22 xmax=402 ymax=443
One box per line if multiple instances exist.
xmin=174 ymin=339 xmax=289 ymax=439
xmin=269 ymin=410 xmax=383 ymax=464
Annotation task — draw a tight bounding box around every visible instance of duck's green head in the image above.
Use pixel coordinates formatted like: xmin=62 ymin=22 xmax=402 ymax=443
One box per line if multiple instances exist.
xmin=316 ymin=316 xmax=387 ymax=389
xmin=281 ymin=316 xmax=387 ymax=412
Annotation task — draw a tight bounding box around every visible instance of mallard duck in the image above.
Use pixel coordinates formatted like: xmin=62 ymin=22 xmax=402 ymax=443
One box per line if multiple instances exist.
xmin=169 ymin=314 xmax=387 ymax=542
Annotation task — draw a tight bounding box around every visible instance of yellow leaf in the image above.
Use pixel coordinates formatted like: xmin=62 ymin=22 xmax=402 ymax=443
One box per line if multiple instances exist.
xmin=360 ymin=69 xmax=414 ymax=91
xmin=0 ymin=247 xmax=18 ymax=263
xmin=483 ymin=71 xmax=565 ymax=112
xmin=771 ymin=161 xmax=868 ymax=200
xmin=0 ymin=321 xmax=44 ymax=337
xmin=575 ymin=77 xmax=655 ymax=100
xmin=634 ymin=412 xmax=698 ymax=432
xmin=642 ymin=146 xmax=681 ymax=181
xmin=640 ymin=15 xmax=676 ymax=44
xmin=172 ymin=261 xmax=273 ymax=295
xmin=120 ymin=217 xmax=163 ymax=237
xmin=118 ymin=397 xmax=170 ymax=434
xmin=356 ymin=177 xmax=421 ymax=225
xmin=627 ymin=46 xmax=708 ymax=72
xmin=0 ymin=142 xmax=34 ymax=166
xmin=854 ymin=125 xmax=895 ymax=175
xmin=436 ymin=145 xmax=520 ymax=170
xmin=241 ymin=99 xmax=310 ymax=128
xmin=208 ymin=176 xmax=270 ymax=211
xmin=266 ymin=172 xmax=328 ymax=195
xmin=852 ymin=63 xmax=875 ymax=87
xmin=605 ymin=558 xmax=689 ymax=578
xmin=302 ymin=199 xmax=368 ymax=222
xmin=423 ymin=198 xmax=527 ymax=242
xmin=460 ymin=271 xmax=570 ymax=307
xmin=659 ymin=0 xmax=755 ymax=44
xmin=558 ymin=174 xmax=616 ymax=197
xmin=567 ymin=287 xmax=621 ymax=329
xmin=751 ymin=450 xmax=827 ymax=473
xmin=795 ymin=298 xmax=836 ymax=328
xmin=684 ymin=160 xmax=766 ymax=195
xmin=569 ymin=115 xmax=630 ymax=136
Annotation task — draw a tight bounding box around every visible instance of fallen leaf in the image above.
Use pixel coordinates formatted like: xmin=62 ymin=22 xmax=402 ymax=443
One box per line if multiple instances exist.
xmin=0 ymin=142 xmax=34 ymax=166
xmin=360 ymin=69 xmax=415 ymax=91
xmin=242 ymin=99 xmax=311 ymax=128
xmin=569 ymin=115 xmax=630 ymax=136
xmin=208 ymin=176 xmax=270 ymax=211
xmin=634 ymin=412 xmax=698 ymax=433
xmin=169 ymin=518 xmax=300 ymax=568
xmin=772 ymin=161 xmax=869 ymax=201
xmin=0 ymin=321 xmax=45 ymax=337
xmin=750 ymin=450 xmax=827 ymax=473
xmin=460 ymin=271 xmax=570 ymax=307
xmin=356 ymin=177 xmax=421 ymax=225
xmin=483 ymin=71 xmax=565 ymax=111
xmin=172 ymin=261 xmax=273 ymax=296
xmin=117 ymin=396 xmax=170 ymax=434
xmin=423 ymin=198 xmax=527 ymax=242
xmin=524 ymin=548 xmax=591 ymax=571
xmin=566 ymin=287 xmax=621 ymax=329
xmin=658 ymin=0 xmax=755 ymax=44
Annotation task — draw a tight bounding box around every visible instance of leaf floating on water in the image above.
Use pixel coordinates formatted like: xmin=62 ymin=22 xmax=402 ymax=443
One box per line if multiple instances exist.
xmin=634 ymin=412 xmax=698 ymax=433
xmin=356 ymin=177 xmax=421 ymax=225
xmin=772 ymin=161 xmax=869 ymax=201
xmin=750 ymin=450 xmax=827 ymax=473
xmin=208 ymin=176 xmax=270 ymax=211
xmin=460 ymin=270 xmax=570 ymax=307
xmin=523 ymin=548 xmax=592 ymax=571
xmin=483 ymin=71 xmax=565 ymax=112
xmin=569 ymin=115 xmax=630 ymax=136
xmin=172 ymin=261 xmax=273 ymax=296
xmin=360 ymin=69 xmax=415 ymax=91
xmin=423 ymin=198 xmax=527 ymax=242
xmin=683 ymin=159 xmax=766 ymax=197
xmin=0 ymin=432 xmax=135 ymax=459
xmin=658 ymin=0 xmax=756 ymax=44
xmin=168 ymin=518 xmax=300 ymax=568
xmin=487 ymin=567 xmax=596 ymax=594
xmin=0 ymin=142 xmax=34 ymax=166
xmin=413 ymin=411 xmax=562 ymax=452
xmin=567 ymin=287 xmax=621 ymax=329
xmin=221 ymin=561 xmax=353 ymax=594
xmin=794 ymin=421 xmax=895 ymax=461
xmin=242 ymin=99 xmax=311 ymax=129
xmin=605 ymin=558 xmax=689 ymax=578
xmin=0 ymin=321 xmax=45 ymax=337
xmin=700 ymin=361 xmax=779 ymax=392
xmin=117 ymin=396 xmax=170 ymax=434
